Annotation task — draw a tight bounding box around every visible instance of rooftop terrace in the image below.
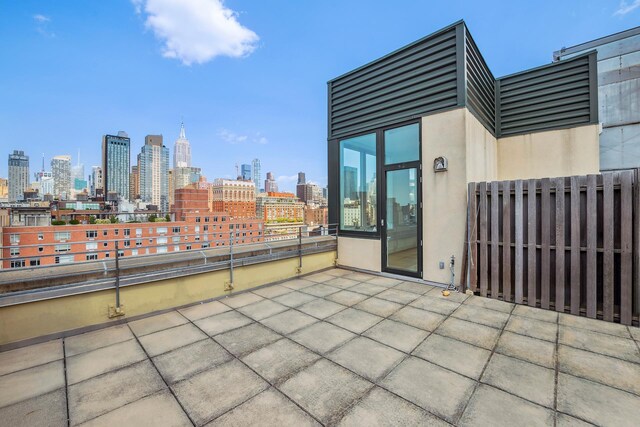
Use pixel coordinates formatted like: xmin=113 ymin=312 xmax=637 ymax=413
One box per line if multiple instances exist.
xmin=1 ymin=268 xmax=639 ymax=426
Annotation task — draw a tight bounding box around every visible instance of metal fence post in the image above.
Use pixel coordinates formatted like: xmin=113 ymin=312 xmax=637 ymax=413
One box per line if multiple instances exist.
xmin=108 ymin=241 xmax=125 ymax=317
xmin=297 ymin=226 xmax=302 ymax=273
xmin=225 ymin=230 xmax=234 ymax=291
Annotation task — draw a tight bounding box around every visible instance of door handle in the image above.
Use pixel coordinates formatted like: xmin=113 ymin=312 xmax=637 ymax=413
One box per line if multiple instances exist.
xmin=381 ymin=219 xmax=385 ymax=227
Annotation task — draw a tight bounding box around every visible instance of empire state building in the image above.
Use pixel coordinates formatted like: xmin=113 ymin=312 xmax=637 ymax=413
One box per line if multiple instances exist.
xmin=173 ymin=122 xmax=191 ymax=168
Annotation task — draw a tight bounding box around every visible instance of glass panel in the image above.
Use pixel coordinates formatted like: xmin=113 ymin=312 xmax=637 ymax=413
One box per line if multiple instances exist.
xmin=384 ymin=123 xmax=419 ymax=165
xmin=340 ymin=133 xmax=377 ymax=232
xmin=385 ymin=168 xmax=418 ymax=273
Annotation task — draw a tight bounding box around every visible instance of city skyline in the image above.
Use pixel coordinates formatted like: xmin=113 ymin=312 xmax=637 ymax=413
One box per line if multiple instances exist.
xmin=1 ymin=1 xmax=637 ymax=190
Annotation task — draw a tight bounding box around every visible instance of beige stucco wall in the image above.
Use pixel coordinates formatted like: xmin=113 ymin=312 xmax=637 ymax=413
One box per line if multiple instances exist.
xmin=422 ymin=108 xmax=469 ymax=284
xmin=336 ymin=107 xmax=599 ymax=286
xmin=338 ymin=236 xmax=381 ymax=272
xmin=497 ymin=124 xmax=600 ymax=180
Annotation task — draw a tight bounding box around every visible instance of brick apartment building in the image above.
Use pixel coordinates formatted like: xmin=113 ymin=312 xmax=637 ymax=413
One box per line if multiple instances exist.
xmin=1 ymin=188 xmax=264 ymax=269
xmin=211 ymin=178 xmax=256 ymax=218
xmin=256 ymin=192 xmax=305 ymax=223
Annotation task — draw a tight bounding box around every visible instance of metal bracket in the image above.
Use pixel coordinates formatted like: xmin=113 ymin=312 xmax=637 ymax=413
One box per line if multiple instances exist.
xmin=224 ymin=281 xmax=234 ymax=291
xmin=296 ymin=266 xmax=302 ymax=274
xmin=108 ymin=304 xmax=125 ymax=318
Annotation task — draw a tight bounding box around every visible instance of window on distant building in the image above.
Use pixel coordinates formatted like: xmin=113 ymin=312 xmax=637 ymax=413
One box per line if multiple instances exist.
xmin=86 ymin=254 xmax=98 ymax=261
xmin=38 ymin=233 xmax=44 ymax=240
xmin=103 ymin=230 xmax=108 ymax=237
xmin=38 ymin=246 xmax=44 ymax=252
xmin=195 ymin=217 xmax=201 ymax=223
xmin=30 ymin=259 xmax=40 ymax=266
xmin=10 ymin=260 xmax=25 ymax=268
xmin=157 ymin=246 xmax=168 ymax=254
xmin=54 ymin=231 xmax=71 ymax=241
xmin=186 ymin=244 xmax=192 ymax=250
xmin=86 ymin=242 xmax=98 ymax=251
xmin=136 ymin=228 xmax=142 ymax=236
xmin=124 ymin=240 xmax=130 ymax=247
xmin=10 ymin=247 xmax=20 ymax=256
xmin=124 ymin=229 xmax=130 ymax=236
xmin=157 ymin=227 xmax=167 ymax=234
xmin=86 ymin=230 xmax=98 ymax=239
xmin=172 ymin=227 xmax=180 ymax=233
xmin=157 ymin=237 xmax=168 ymax=244
xmin=340 ymin=132 xmax=377 ymax=232
xmin=131 ymin=249 xmax=138 ymax=256
xmin=55 ymin=244 xmax=71 ymax=253
xmin=55 ymin=255 xmax=74 ymax=264
xmin=114 ymin=229 xmax=119 ymax=236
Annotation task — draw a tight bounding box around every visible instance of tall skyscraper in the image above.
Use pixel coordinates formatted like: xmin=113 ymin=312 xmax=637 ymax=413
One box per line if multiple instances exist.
xmin=296 ymin=171 xmax=306 ymax=201
xmin=102 ymin=132 xmax=130 ymax=201
xmin=241 ymin=164 xmax=252 ymax=181
xmin=8 ymin=150 xmax=29 ymax=202
xmin=264 ymin=171 xmax=278 ymax=193
xmin=343 ymin=166 xmax=358 ymax=200
xmin=130 ymin=165 xmax=139 ymax=201
xmin=90 ymin=166 xmax=103 ymax=197
xmin=252 ymin=158 xmax=261 ymax=193
xmin=174 ymin=122 xmax=191 ymax=169
xmin=51 ymin=155 xmax=71 ymax=200
xmin=139 ymin=135 xmax=169 ymax=212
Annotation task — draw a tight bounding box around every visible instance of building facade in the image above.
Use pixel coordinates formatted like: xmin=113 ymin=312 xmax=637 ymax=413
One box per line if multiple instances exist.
xmin=173 ymin=122 xmax=191 ymax=169
xmin=240 ymin=164 xmax=252 ymax=181
xmin=90 ymin=166 xmax=103 ymax=197
xmin=173 ymin=166 xmax=201 ymax=191
xmin=264 ymin=171 xmax=278 ymax=193
xmin=130 ymin=165 xmax=139 ymax=201
xmin=328 ymin=20 xmax=600 ymax=282
xmin=102 ymin=132 xmax=130 ymax=201
xmin=554 ymin=26 xmax=640 ymax=171
xmin=139 ymin=135 xmax=169 ymax=212
xmin=256 ymin=192 xmax=305 ymax=223
xmin=51 ymin=155 xmax=71 ymax=200
xmin=211 ymin=178 xmax=256 ymax=218
xmin=251 ymin=158 xmax=261 ymax=193
xmin=8 ymin=150 xmax=29 ymax=203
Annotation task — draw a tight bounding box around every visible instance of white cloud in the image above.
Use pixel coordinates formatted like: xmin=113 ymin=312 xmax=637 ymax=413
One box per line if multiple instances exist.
xmin=33 ymin=14 xmax=50 ymax=23
xmin=218 ymin=129 xmax=268 ymax=145
xmin=614 ymin=0 xmax=640 ymax=15
xmin=33 ymin=14 xmax=55 ymax=37
xmin=132 ymin=0 xmax=259 ymax=65
xmin=218 ymin=129 xmax=248 ymax=144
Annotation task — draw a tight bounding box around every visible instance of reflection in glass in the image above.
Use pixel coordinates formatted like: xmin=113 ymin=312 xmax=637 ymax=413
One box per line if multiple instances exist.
xmin=384 ymin=123 xmax=419 ymax=165
xmin=385 ymin=168 xmax=418 ymax=273
xmin=340 ymin=133 xmax=377 ymax=231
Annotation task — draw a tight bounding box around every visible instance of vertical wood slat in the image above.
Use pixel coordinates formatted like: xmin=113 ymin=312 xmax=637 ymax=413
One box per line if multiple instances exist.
xmin=479 ymin=183 xmax=488 ymax=297
xmin=514 ymin=180 xmax=524 ymax=304
xmin=527 ymin=179 xmax=537 ymax=307
xmin=586 ymin=174 xmax=597 ymax=318
xmin=491 ymin=181 xmax=500 ymax=299
xmin=468 ymin=183 xmax=478 ymax=292
xmin=502 ymin=180 xmax=512 ymax=302
xmin=602 ymin=173 xmax=614 ymax=322
xmin=540 ymin=178 xmax=551 ymax=309
xmin=620 ymin=171 xmax=633 ymax=325
xmin=555 ymin=177 xmax=565 ymax=313
xmin=570 ymin=176 xmax=581 ymax=315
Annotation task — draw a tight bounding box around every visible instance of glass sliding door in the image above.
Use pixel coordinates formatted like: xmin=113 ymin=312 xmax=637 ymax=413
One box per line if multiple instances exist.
xmin=384 ymin=168 xmax=419 ymax=274
xmin=382 ymin=122 xmax=421 ymax=277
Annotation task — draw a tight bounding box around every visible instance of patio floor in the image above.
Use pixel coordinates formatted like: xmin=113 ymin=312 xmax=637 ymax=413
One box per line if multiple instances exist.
xmin=1 ymin=268 xmax=639 ymax=426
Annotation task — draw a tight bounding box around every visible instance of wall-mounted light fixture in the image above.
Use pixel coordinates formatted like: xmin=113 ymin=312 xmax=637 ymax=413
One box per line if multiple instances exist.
xmin=433 ymin=156 xmax=448 ymax=172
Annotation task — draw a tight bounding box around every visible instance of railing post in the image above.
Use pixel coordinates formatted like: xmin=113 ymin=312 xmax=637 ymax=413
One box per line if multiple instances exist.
xmin=108 ymin=241 xmax=125 ymax=318
xmin=225 ymin=230 xmax=234 ymax=291
xmin=297 ymin=226 xmax=302 ymax=273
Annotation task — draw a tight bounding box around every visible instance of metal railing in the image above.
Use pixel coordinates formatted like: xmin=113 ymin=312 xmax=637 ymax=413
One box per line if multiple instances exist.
xmin=0 ymin=224 xmax=339 ymax=306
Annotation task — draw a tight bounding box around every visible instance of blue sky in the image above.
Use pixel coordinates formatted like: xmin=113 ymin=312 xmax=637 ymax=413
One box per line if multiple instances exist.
xmin=1 ymin=0 xmax=639 ymax=191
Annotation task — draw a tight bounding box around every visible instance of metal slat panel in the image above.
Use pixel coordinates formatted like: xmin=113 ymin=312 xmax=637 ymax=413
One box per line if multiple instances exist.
xmin=497 ymin=53 xmax=597 ymax=136
xmin=465 ymin=29 xmax=496 ymax=135
xmin=329 ymin=26 xmax=459 ymax=139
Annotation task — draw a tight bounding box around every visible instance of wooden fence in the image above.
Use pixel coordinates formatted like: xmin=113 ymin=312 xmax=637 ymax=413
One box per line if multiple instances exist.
xmin=466 ymin=170 xmax=640 ymax=325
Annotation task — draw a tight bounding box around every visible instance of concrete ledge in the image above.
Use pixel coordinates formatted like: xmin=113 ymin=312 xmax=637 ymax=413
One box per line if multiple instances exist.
xmin=0 ymin=250 xmax=337 ymax=346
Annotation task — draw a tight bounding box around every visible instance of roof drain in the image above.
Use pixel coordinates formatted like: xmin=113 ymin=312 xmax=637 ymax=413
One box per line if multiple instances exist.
xmin=441 ymin=255 xmax=458 ymax=297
